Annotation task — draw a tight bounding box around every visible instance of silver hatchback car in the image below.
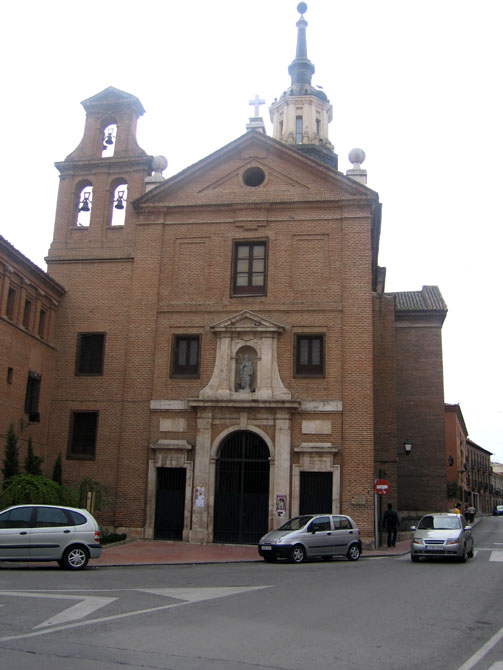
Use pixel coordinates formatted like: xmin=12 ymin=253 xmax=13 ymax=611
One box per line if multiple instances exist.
xmin=258 ymin=514 xmax=362 ymax=563
xmin=0 ymin=504 xmax=102 ymax=569
xmin=410 ymin=513 xmax=474 ymax=562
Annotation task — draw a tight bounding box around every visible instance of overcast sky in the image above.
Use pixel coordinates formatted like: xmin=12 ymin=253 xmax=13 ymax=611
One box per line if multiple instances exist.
xmin=1 ymin=0 xmax=502 ymax=462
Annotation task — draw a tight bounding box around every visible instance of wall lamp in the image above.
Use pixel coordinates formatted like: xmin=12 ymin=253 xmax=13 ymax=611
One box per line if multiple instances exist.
xmin=403 ymin=439 xmax=412 ymax=455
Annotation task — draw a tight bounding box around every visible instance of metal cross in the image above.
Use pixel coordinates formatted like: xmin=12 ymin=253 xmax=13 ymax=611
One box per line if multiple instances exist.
xmin=249 ymin=94 xmax=265 ymax=117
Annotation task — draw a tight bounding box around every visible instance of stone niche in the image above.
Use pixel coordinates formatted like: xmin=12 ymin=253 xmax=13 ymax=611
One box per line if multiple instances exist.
xmin=199 ymin=310 xmax=291 ymax=401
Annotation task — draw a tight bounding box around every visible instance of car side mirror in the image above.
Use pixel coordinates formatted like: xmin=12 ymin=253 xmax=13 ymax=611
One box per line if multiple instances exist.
xmin=410 ymin=525 xmax=416 ymax=531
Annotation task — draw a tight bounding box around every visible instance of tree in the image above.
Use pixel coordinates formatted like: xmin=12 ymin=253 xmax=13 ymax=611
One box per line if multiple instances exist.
xmin=2 ymin=424 xmax=20 ymax=491
xmin=24 ymin=437 xmax=43 ymax=476
xmin=52 ymin=453 xmax=62 ymax=485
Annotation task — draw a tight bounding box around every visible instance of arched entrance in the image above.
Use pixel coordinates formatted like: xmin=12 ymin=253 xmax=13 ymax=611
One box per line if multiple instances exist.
xmin=213 ymin=431 xmax=270 ymax=544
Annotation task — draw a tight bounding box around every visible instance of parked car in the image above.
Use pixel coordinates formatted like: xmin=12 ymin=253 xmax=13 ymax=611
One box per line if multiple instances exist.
xmin=0 ymin=504 xmax=102 ymax=569
xmin=258 ymin=514 xmax=362 ymax=563
xmin=410 ymin=512 xmax=474 ymax=562
xmin=493 ymin=505 xmax=503 ymax=516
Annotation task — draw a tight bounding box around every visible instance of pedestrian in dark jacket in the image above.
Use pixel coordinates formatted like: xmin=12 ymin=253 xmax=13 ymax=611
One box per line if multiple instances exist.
xmin=382 ymin=503 xmax=400 ymax=547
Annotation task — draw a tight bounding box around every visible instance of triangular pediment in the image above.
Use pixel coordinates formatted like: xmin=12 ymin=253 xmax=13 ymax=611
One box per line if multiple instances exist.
xmin=210 ymin=310 xmax=285 ymax=334
xmin=134 ymin=131 xmax=377 ymax=209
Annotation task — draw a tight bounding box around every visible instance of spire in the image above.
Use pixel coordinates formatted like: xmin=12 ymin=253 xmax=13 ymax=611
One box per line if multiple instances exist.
xmin=269 ymin=3 xmax=337 ymax=168
xmin=288 ymin=3 xmax=315 ymax=87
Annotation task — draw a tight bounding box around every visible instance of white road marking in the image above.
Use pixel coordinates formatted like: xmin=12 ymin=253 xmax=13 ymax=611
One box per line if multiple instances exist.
xmin=456 ymin=625 xmax=503 ymax=670
xmin=0 ymin=585 xmax=270 ymax=642
xmin=0 ymin=592 xmax=117 ymax=628
xmin=488 ymin=662 xmax=503 ymax=669
xmin=489 ymin=551 xmax=503 ymax=562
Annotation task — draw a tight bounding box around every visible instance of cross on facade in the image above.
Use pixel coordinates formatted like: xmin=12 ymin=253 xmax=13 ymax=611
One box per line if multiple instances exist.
xmin=249 ymin=94 xmax=265 ymax=117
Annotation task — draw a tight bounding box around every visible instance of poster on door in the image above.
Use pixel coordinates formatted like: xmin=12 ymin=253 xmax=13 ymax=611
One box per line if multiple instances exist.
xmin=276 ymin=494 xmax=287 ymax=517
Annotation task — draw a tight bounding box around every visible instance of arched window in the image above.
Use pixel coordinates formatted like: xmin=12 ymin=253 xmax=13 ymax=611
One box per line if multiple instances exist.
xmin=110 ymin=182 xmax=127 ymax=226
xmin=101 ymin=123 xmax=117 ymax=158
xmin=76 ymin=184 xmax=93 ymax=227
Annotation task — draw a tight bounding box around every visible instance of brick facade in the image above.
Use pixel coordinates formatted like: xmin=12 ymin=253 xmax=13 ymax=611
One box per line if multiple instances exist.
xmin=1 ymin=11 xmax=451 ymax=547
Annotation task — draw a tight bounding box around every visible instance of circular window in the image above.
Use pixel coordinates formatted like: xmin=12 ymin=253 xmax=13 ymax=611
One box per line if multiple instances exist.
xmin=242 ymin=167 xmax=266 ymax=187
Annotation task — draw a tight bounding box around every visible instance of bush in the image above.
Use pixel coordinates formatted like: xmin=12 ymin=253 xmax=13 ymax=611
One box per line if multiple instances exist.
xmin=0 ymin=474 xmax=62 ymax=508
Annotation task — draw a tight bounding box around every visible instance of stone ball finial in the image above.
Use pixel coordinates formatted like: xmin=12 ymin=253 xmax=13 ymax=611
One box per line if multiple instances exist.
xmin=152 ymin=155 xmax=168 ymax=175
xmin=348 ymin=148 xmax=366 ymax=168
xmin=297 ymin=2 xmax=308 ymax=15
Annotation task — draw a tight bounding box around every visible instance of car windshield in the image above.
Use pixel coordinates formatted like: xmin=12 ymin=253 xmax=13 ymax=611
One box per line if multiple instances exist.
xmin=418 ymin=516 xmax=461 ymax=530
xmin=278 ymin=516 xmax=313 ymax=531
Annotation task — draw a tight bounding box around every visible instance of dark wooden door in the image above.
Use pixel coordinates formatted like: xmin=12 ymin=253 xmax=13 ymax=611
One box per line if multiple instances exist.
xmin=154 ymin=467 xmax=186 ymax=539
xmin=299 ymin=471 xmax=333 ymax=514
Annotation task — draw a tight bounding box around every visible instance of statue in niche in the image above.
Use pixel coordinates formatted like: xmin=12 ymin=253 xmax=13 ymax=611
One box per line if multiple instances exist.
xmin=239 ymin=354 xmax=254 ymax=391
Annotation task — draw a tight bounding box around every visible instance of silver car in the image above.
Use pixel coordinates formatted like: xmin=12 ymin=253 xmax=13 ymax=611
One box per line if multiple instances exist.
xmin=410 ymin=512 xmax=474 ymax=562
xmin=0 ymin=504 xmax=102 ymax=569
xmin=258 ymin=514 xmax=362 ymax=563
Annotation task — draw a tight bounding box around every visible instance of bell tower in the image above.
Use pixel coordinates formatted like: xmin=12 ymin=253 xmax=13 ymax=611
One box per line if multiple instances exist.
xmin=48 ymin=87 xmax=153 ymax=260
xmin=269 ymin=3 xmax=337 ymax=169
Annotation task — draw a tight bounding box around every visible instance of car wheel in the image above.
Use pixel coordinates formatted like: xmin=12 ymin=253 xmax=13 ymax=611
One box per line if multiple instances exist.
xmin=346 ymin=544 xmax=361 ymax=561
xmin=411 ymin=554 xmax=419 ymax=562
xmin=459 ymin=546 xmax=467 ymax=563
xmin=288 ymin=544 xmax=306 ymax=564
xmin=467 ymin=546 xmax=474 ymax=558
xmin=263 ymin=555 xmax=277 ymax=563
xmin=61 ymin=545 xmax=90 ymax=570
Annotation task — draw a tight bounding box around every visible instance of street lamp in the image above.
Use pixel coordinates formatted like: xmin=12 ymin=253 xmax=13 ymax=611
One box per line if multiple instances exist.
xmin=403 ymin=439 xmax=412 ymax=455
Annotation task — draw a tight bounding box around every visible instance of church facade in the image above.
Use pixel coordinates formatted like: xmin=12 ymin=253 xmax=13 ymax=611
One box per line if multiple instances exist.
xmin=2 ymin=6 xmax=448 ymax=547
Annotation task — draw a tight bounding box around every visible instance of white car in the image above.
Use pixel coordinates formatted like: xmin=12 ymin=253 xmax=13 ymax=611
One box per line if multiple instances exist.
xmin=410 ymin=513 xmax=474 ymax=562
xmin=0 ymin=504 xmax=102 ymax=569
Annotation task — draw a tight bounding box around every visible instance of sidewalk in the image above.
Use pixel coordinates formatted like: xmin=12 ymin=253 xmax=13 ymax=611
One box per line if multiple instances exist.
xmin=94 ymin=538 xmax=410 ymax=567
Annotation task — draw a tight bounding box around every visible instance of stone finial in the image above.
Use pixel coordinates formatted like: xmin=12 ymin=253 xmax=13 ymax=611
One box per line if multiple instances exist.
xmin=145 ymin=155 xmax=168 ymax=191
xmin=346 ymin=148 xmax=367 ymax=185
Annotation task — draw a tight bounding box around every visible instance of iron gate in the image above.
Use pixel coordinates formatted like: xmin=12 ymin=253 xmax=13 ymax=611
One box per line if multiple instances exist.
xmin=299 ymin=471 xmax=333 ymax=514
xmin=154 ymin=467 xmax=186 ymax=539
xmin=213 ymin=431 xmax=270 ymax=544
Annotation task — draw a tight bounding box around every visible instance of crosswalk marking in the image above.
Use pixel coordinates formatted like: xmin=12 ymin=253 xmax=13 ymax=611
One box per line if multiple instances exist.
xmin=489 ymin=551 xmax=503 ymax=562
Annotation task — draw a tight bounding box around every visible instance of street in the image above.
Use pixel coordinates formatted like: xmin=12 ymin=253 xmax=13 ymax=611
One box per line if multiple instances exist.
xmin=0 ymin=517 xmax=502 ymax=670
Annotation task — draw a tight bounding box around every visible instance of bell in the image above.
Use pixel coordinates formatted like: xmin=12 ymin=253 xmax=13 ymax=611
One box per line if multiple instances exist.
xmin=104 ymin=131 xmax=114 ymax=145
xmin=79 ymin=200 xmax=90 ymax=212
xmin=114 ymin=192 xmax=125 ymax=210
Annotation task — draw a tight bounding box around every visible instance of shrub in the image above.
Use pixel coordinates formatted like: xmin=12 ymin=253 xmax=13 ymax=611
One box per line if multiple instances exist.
xmin=24 ymin=437 xmax=43 ymax=476
xmin=2 ymin=424 xmax=20 ymax=491
xmin=0 ymin=474 xmax=62 ymax=508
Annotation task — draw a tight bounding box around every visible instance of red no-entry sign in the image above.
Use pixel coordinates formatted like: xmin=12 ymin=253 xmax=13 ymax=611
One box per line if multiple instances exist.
xmin=374 ymin=479 xmax=390 ymax=495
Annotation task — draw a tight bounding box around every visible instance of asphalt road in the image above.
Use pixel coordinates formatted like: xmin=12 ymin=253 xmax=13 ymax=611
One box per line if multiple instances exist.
xmin=0 ymin=517 xmax=502 ymax=670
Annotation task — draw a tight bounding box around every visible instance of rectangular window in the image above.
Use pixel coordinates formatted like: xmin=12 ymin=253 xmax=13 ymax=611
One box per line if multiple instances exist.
xmin=24 ymin=371 xmax=41 ymax=421
xmin=7 ymin=368 xmax=13 ymax=384
xmin=296 ymin=116 xmax=303 ymax=143
xmin=6 ymin=287 xmax=16 ymax=320
xmin=76 ymin=333 xmax=105 ymax=375
xmin=295 ymin=334 xmax=324 ymax=376
xmin=68 ymin=411 xmax=98 ymax=459
xmin=171 ymin=335 xmax=200 ymax=377
xmin=23 ymin=299 xmax=32 ymax=329
xmin=316 ymin=118 xmax=321 ymax=136
xmin=232 ymin=241 xmax=267 ymax=296
xmin=38 ymin=309 xmax=47 ymax=338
